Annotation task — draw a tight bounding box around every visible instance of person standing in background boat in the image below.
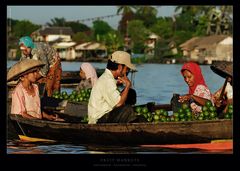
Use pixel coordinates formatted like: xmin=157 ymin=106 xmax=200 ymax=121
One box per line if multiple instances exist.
xmin=178 ymin=62 xmax=213 ymax=115
xmin=88 ymin=51 xmax=137 ymax=124
xmin=7 ymin=59 xmax=64 ymax=121
xmin=76 ymin=62 xmax=98 ymax=91
xmin=211 ymin=62 xmax=233 ymax=115
xmin=213 ymin=77 xmax=232 ymax=114
xmin=18 ymin=36 xmax=62 ymax=97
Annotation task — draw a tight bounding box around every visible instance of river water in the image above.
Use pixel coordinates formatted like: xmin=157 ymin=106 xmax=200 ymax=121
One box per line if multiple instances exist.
xmin=6 ymin=61 xmax=227 ymax=155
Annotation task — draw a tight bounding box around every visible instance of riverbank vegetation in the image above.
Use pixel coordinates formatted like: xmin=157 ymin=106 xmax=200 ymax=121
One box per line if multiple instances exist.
xmin=7 ymin=6 xmax=232 ymax=63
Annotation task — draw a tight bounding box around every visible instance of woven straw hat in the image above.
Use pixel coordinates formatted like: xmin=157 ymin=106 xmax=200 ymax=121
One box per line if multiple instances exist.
xmin=7 ymin=59 xmax=45 ymax=82
xmin=210 ymin=61 xmax=233 ymax=78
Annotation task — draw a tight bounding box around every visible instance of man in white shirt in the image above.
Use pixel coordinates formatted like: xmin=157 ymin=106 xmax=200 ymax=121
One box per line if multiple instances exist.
xmin=88 ymin=51 xmax=137 ymax=124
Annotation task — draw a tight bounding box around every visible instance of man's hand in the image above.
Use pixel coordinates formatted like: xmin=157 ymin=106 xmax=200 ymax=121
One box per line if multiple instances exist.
xmin=117 ymin=75 xmax=131 ymax=88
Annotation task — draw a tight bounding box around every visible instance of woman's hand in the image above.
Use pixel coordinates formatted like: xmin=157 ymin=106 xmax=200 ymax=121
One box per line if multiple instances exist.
xmin=213 ymin=96 xmax=222 ymax=108
xmin=178 ymin=94 xmax=191 ymax=103
xmin=42 ymin=112 xmax=64 ymax=121
xmin=53 ymin=114 xmax=65 ymax=122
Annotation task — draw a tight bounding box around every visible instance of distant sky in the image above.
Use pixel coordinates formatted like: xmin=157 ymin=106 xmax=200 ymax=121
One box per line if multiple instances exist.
xmin=7 ymin=6 xmax=176 ymax=29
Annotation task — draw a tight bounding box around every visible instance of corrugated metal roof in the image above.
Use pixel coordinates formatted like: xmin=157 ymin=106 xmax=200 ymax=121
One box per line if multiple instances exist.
xmin=53 ymin=42 xmax=76 ymax=48
xmin=38 ymin=27 xmax=74 ymax=35
xmin=75 ymin=42 xmax=106 ymax=50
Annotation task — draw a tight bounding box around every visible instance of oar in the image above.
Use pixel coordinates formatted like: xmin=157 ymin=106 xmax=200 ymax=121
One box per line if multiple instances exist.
xmin=216 ymin=76 xmax=230 ymax=107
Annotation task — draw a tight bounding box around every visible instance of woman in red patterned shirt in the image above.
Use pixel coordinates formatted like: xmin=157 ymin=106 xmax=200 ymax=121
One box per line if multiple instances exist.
xmin=178 ymin=62 xmax=213 ymax=114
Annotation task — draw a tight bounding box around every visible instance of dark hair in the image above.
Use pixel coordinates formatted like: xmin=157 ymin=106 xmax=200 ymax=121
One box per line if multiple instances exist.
xmin=106 ymin=59 xmax=125 ymax=71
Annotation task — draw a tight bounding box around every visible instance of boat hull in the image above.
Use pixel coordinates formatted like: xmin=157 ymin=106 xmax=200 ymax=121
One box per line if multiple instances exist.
xmin=9 ymin=114 xmax=232 ymax=145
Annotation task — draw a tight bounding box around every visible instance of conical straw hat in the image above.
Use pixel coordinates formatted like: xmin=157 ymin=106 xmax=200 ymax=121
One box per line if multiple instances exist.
xmin=7 ymin=59 xmax=45 ymax=82
xmin=210 ymin=61 xmax=233 ymax=78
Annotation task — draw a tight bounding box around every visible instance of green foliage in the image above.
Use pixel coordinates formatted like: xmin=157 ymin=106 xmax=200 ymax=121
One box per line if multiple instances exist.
xmin=9 ymin=6 xmax=231 ymax=63
xmin=135 ymin=6 xmax=158 ymax=28
xmin=117 ymin=6 xmax=137 ymax=15
xmin=66 ymin=21 xmax=91 ymax=33
xmin=173 ymin=30 xmax=195 ymax=45
xmin=93 ymin=20 xmax=113 ymax=37
xmin=150 ymin=17 xmax=173 ymax=39
xmin=175 ymin=13 xmax=195 ymax=32
xmin=193 ymin=15 xmax=208 ymax=36
xmin=46 ymin=17 xmax=67 ymax=27
xmin=72 ymin=32 xmax=92 ymax=42
xmin=132 ymin=42 xmax=146 ymax=54
xmin=12 ymin=20 xmax=40 ymax=38
xmin=128 ymin=20 xmax=149 ymax=53
xmin=154 ymin=39 xmax=171 ymax=59
xmin=96 ymin=31 xmax=124 ymax=54
xmin=7 ymin=18 xmax=19 ymax=27
xmin=105 ymin=31 xmax=124 ymax=54
xmin=117 ymin=6 xmax=137 ymax=35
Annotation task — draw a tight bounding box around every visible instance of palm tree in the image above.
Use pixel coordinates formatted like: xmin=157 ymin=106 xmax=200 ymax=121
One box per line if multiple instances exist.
xmin=117 ymin=6 xmax=137 ymax=35
xmin=206 ymin=6 xmax=232 ymax=35
xmin=46 ymin=17 xmax=67 ymax=27
xmin=135 ymin=6 xmax=158 ymax=27
xmin=175 ymin=5 xmax=213 ymax=16
xmin=117 ymin=6 xmax=137 ymax=15
xmin=136 ymin=6 xmax=157 ymax=16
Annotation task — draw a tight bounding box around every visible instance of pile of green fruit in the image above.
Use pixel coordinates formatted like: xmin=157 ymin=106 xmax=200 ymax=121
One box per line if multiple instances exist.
xmin=223 ymin=104 xmax=233 ymax=119
xmin=197 ymin=100 xmax=218 ymax=121
xmin=51 ymin=88 xmax=92 ymax=103
xmin=134 ymin=105 xmax=174 ymax=122
xmin=172 ymin=103 xmax=194 ymax=122
xmin=80 ymin=115 xmax=89 ymax=123
xmin=173 ymin=101 xmax=218 ymax=121
xmin=134 ymin=100 xmax=230 ymax=123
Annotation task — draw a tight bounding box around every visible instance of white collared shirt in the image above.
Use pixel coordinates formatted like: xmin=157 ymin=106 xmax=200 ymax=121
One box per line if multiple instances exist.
xmin=88 ymin=69 xmax=121 ymax=124
xmin=225 ymin=82 xmax=233 ymax=99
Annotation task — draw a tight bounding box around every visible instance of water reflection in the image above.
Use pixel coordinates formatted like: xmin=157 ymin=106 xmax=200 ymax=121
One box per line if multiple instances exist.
xmin=7 ymin=140 xmax=232 ymax=154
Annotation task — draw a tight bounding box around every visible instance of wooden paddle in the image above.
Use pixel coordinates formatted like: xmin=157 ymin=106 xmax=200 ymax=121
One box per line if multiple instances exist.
xmin=216 ymin=76 xmax=230 ymax=107
xmin=215 ymin=77 xmax=231 ymax=117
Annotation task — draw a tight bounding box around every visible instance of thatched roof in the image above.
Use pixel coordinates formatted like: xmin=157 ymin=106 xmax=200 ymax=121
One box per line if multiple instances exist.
xmin=180 ymin=35 xmax=230 ymax=51
xmin=179 ymin=37 xmax=200 ymax=50
xmin=195 ymin=35 xmax=228 ymax=49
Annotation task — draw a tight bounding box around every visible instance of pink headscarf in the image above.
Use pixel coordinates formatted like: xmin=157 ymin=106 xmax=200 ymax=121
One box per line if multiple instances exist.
xmin=181 ymin=62 xmax=208 ymax=95
xmin=80 ymin=63 xmax=98 ymax=87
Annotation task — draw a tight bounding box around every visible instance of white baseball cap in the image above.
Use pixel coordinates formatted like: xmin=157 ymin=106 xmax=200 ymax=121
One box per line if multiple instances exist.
xmin=110 ymin=51 xmax=136 ymax=71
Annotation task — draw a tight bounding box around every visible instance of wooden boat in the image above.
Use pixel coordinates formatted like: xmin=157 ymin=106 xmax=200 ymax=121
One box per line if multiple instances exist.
xmin=8 ymin=105 xmax=232 ymax=145
xmin=61 ymin=69 xmax=105 ymax=85
xmin=60 ymin=69 xmax=137 ymax=87
xmin=6 ymin=69 xmax=105 ymax=88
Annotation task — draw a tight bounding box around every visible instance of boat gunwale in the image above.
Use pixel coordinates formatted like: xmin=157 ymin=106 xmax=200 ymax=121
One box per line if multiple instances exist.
xmin=9 ymin=114 xmax=233 ymax=128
